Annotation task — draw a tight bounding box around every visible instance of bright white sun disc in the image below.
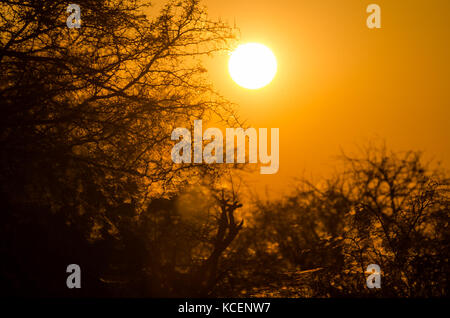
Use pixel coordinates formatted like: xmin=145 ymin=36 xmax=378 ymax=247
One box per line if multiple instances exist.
xmin=228 ymin=43 xmax=277 ymax=90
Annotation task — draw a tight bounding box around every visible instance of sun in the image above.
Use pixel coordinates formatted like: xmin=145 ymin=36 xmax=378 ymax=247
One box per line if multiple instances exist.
xmin=228 ymin=43 xmax=277 ymax=90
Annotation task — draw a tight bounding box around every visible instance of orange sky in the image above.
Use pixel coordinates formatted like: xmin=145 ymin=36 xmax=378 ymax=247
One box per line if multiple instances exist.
xmin=200 ymin=0 xmax=450 ymax=197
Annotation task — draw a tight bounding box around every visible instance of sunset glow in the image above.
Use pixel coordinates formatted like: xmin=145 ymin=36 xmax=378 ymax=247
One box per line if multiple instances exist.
xmin=228 ymin=43 xmax=277 ymax=89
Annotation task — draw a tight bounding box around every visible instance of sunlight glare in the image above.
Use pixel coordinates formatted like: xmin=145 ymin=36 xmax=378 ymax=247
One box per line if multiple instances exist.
xmin=228 ymin=43 xmax=277 ymax=90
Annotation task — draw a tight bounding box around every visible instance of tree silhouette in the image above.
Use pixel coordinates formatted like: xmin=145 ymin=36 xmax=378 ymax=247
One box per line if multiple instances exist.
xmin=1 ymin=0 xmax=447 ymax=299
xmin=1 ymin=0 xmax=237 ymax=200
xmin=340 ymin=146 xmax=449 ymax=296
xmin=234 ymin=145 xmax=448 ymax=297
xmin=0 ymin=0 xmax=240 ymax=296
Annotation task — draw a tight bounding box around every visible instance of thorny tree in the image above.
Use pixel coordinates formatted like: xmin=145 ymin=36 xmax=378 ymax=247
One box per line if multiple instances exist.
xmin=238 ymin=145 xmax=449 ymax=297
xmin=0 ymin=0 xmax=243 ymax=296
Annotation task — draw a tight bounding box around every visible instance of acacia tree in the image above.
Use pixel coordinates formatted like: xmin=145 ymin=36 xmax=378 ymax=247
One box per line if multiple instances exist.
xmin=340 ymin=146 xmax=449 ymax=296
xmin=241 ymin=145 xmax=448 ymax=297
xmin=0 ymin=0 xmax=237 ymax=202
xmin=99 ymin=185 xmax=244 ymax=297
xmin=0 ymin=0 xmax=242 ymax=296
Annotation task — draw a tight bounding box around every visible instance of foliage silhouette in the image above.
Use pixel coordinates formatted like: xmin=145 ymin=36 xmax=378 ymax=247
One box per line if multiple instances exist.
xmin=0 ymin=0 xmax=241 ymax=297
xmin=0 ymin=0 xmax=448 ymax=298
xmin=219 ymin=145 xmax=449 ymax=297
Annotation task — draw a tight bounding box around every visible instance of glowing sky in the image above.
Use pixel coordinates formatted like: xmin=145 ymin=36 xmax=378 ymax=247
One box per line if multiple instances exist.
xmin=203 ymin=0 xmax=450 ymax=197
